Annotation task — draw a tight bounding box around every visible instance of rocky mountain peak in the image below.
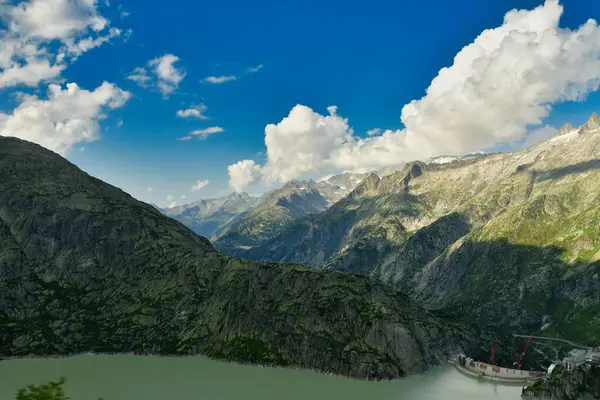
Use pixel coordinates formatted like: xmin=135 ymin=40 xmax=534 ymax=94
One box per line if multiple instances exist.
xmin=580 ymin=112 xmax=600 ymax=133
xmin=349 ymin=173 xmax=380 ymax=197
xmin=315 ymin=172 xmax=369 ymax=203
xmin=557 ymin=122 xmax=574 ymax=135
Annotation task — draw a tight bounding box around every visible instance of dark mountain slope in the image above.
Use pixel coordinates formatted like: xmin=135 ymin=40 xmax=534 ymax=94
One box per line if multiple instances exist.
xmin=0 ymin=136 xmax=495 ymax=379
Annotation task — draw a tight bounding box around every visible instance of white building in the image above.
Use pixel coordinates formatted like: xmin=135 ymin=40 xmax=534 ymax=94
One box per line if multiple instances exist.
xmin=563 ymin=349 xmax=587 ymax=371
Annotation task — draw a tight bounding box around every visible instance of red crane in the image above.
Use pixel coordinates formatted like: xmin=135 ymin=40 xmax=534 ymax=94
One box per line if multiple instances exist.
xmin=516 ymin=332 xmax=535 ymax=370
xmin=491 ymin=336 xmax=498 ymax=366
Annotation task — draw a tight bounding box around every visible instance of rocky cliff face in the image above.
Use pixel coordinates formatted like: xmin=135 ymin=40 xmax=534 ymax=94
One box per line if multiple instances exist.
xmin=523 ymin=365 xmax=600 ymax=400
xmin=0 ymin=136 xmax=496 ymax=379
xmin=239 ymin=115 xmax=600 ymax=345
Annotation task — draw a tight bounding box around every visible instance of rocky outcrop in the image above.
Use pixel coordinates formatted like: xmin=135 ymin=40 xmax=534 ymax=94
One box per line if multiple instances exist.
xmin=0 ymin=136 xmax=494 ymax=380
xmin=557 ymin=122 xmax=575 ymax=136
xmin=581 ymin=113 xmax=600 ymax=134
xmin=523 ymin=365 xmax=600 ymax=399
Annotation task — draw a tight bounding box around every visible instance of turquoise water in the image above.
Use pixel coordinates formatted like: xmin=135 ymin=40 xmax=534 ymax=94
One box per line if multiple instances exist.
xmin=0 ymin=355 xmax=524 ymax=400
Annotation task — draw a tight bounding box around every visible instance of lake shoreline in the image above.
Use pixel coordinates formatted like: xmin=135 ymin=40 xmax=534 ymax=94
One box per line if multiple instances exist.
xmin=1 ymin=351 xmax=460 ymax=382
xmin=0 ymin=355 xmax=525 ymax=400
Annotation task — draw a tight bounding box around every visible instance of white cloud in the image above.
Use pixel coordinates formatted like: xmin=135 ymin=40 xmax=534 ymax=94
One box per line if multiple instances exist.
xmin=116 ymin=119 xmax=123 ymax=128
xmin=246 ymin=64 xmax=263 ymax=73
xmin=0 ymin=81 xmax=131 ymax=155
xmin=166 ymin=194 xmax=174 ymax=201
xmin=261 ymin=105 xmax=350 ymax=183
xmin=126 ymin=67 xmax=150 ymax=86
xmin=227 ymin=159 xmax=261 ymax=192
xmin=202 ymin=75 xmax=237 ymax=84
xmin=179 ymin=126 xmax=224 ymax=141
xmin=146 ymin=186 xmax=153 ymax=192
xmin=150 ymin=54 xmax=185 ymax=97
xmin=227 ymin=0 xmax=600 ymax=190
xmin=66 ymin=27 xmax=121 ymax=59
xmin=0 ymin=0 xmax=123 ymax=88
xmin=167 ymin=201 xmax=177 ymax=208
xmin=128 ymin=54 xmax=185 ymax=98
xmin=198 ymin=65 xmax=263 ymax=86
xmin=191 ymin=179 xmax=209 ymax=191
xmin=522 ymin=124 xmax=557 ymax=147
xmin=120 ymin=11 xmax=130 ymax=18
xmin=176 ymin=104 xmax=208 ymax=119
xmin=366 ymin=128 xmax=381 ymax=136
xmin=180 ymin=194 xmax=187 ymax=199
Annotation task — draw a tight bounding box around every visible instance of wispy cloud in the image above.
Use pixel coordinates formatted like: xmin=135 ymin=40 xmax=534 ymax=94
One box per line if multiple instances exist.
xmin=522 ymin=125 xmax=557 ymax=148
xmin=202 ymin=75 xmax=237 ymax=84
xmin=177 ymin=126 xmax=224 ymax=141
xmin=176 ymin=104 xmax=209 ymax=119
xmin=128 ymin=54 xmax=186 ymax=98
xmin=190 ymin=127 xmax=224 ymax=139
xmin=246 ymin=64 xmax=263 ymax=74
xmin=200 ymin=64 xmax=263 ymax=85
xmin=191 ymin=179 xmax=209 ymax=191
xmin=127 ymin=67 xmax=151 ymax=86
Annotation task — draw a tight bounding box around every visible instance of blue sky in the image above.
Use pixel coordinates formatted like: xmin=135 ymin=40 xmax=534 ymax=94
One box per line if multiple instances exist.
xmin=2 ymin=0 xmax=600 ymax=207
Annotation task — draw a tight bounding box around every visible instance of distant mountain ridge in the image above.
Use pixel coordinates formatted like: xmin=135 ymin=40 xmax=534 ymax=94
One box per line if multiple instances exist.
xmin=213 ymin=180 xmax=330 ymax=253
xmin=159 ymin=192 xmax=259 ymax=239
xmin=315 ymin=172 xmax=370 ymax=204
xmin=161 ymin=173 xmax=368 ymax=253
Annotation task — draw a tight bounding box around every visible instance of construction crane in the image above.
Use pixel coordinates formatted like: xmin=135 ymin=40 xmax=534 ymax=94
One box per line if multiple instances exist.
xmin=491 ymin=336 xmax=498 ymax=366
xmin=515 ymin=332 xmax=535 ymax=370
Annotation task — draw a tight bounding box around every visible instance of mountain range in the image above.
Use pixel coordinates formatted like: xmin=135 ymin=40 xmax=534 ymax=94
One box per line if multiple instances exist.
xmin=3 ymin=114 xmax=598 ymax=382
xmin=0 ymin=135 xmax=503 ymax=379
xmin=206 ymin=114 xmax=600 ymax=346
xmin=158 ymin=192 xmax=259 ymax=239
xmin=161 ymin=172 xmax=370 ymax=255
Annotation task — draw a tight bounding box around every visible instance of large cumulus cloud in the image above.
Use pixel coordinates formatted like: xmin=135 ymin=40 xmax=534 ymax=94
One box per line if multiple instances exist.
xmin=229 ymin=0 xmax=600 ymax=190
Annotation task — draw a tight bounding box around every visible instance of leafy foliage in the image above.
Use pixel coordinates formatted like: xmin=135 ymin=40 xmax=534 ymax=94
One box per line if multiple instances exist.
xmin=16 ymin=378 xmax=104 ymax=400
xmin=16 ymin=377 xmax=68 ymax=400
